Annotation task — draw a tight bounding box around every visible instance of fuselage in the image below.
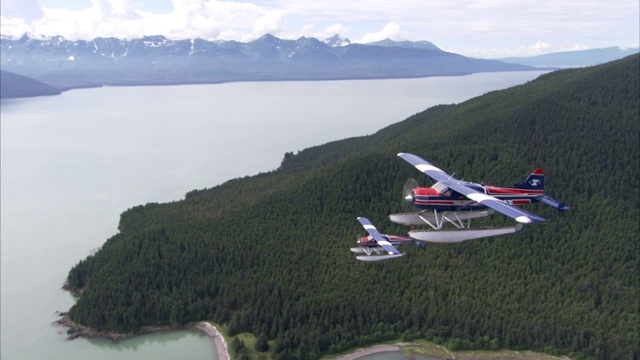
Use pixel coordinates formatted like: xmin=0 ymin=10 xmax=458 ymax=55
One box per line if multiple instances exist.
xmin=358 ymin=234 xmax=413 ymax=247
xmin=409 ymin=181 xmax=543 ymax=212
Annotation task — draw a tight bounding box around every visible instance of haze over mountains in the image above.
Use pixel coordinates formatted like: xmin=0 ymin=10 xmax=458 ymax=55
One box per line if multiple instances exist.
xmin=1 ymin=33 xmax=637 ymax=99
xmin=498 ymin=46 xmax=639 ymax=67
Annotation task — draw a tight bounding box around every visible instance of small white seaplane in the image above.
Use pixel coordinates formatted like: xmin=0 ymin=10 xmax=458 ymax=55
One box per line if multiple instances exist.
xmin=350 ymin=217 xmax=424 ymax=262
xmin=353 ymin=153 xmax=569 ymax=261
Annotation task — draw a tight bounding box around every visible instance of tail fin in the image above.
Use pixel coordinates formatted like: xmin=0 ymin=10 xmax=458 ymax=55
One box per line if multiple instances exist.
xmin=513 ymin=169 xmax=544 ymax=191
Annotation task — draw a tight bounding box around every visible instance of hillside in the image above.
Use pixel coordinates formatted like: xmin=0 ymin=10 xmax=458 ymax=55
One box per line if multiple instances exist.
xmin=0 ymin=34 xmax=534 ymax=90
xmin=64 ymin=55 xmax=639 ymax=360
xmin=0 ymin=70 xmax=61 ymax=98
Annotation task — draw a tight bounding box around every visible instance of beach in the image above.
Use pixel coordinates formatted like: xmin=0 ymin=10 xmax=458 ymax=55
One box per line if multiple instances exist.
xmin=196 ymin=322 xmax=231 ymax=360
xmin=193 ymin=322 xmax=407 ymax=360
xmin=334 ymin=344 xmax=404 ymax=360
xmin=191 ymin=325 xmax=407 ymax=360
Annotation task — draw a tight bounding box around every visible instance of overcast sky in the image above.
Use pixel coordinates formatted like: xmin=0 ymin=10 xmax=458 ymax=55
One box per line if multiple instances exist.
xmin=1 ymin=0 xmax=638 ymax=58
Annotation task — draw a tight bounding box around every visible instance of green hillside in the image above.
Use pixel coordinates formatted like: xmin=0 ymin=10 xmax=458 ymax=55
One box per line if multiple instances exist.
xmin=65 ymin=55 xmax=639 ymax=360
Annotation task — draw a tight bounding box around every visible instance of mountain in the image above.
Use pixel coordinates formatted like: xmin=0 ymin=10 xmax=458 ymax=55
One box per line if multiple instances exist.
xmin=498 ymin=46 xmax=640 ymax=67
xmin=64 ymin=55 xmax=639 ymax=359
xmin=323 ymin=34 xmax=351 ymax=47
xmin=0 ymin=34 xmax=535 ymax=91
xmin=0 ymin=70 xmax=61 ymax=98
xmin=368 ymin=38 xmax=442 ymax=51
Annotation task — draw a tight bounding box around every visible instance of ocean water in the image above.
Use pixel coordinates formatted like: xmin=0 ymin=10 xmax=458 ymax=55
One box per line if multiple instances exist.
xmin=0 ymin=71 xmax=548 ymax=359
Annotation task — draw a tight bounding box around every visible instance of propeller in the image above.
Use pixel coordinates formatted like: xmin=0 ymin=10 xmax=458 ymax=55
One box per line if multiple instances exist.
xmin=402 ymin=178 xmax=419 ymax=211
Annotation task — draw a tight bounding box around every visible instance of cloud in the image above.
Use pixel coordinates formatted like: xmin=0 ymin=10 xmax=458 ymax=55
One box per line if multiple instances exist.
xmin=529 ymin=41 xmax=552 ymax=54
xmin=252 ymin=9 xmax=286 ymax=37
xmin=0 ymin=0 xmax=288 ymax=40
xmin=298 ymin=23 xmax=349 ymax=41
xmin=356 ymin=21 xmax=402 ymax=43
xmin=38 ymin=1 xmax=144 ymax=40
xmin=0 ymin=0 xmax=43 ymax=37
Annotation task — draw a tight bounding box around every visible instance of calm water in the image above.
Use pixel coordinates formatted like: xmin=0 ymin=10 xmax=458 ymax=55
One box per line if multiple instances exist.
xmin=1 ymin=72 xmax=547 ymax=360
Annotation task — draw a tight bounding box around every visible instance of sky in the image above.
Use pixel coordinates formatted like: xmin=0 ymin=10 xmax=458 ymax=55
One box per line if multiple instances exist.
xmin=1 ymin=0 xmax=638 ymax=58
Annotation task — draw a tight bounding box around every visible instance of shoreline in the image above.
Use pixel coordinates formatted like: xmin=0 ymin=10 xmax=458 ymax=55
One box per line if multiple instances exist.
xmin=53 ymin=314 xmax=570 ymax=360
xmin=195 ymin=322 xmax=230 ymax=360
xmin=54 ymin=313 xmax=230 ymax=360
xmin=55 ymin=311 xmax=402 ymax=360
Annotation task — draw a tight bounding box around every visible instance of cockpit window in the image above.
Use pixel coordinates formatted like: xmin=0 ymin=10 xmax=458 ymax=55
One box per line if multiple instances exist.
xmin=432 ymin=181 xmax=449 ymax=194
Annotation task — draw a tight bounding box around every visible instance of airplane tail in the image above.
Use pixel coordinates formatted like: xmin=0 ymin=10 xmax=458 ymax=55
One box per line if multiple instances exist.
xmin=515 ymin=169 xmax=570 ymax=211
xmin=513 ymin=168 xmax=545 ymax=192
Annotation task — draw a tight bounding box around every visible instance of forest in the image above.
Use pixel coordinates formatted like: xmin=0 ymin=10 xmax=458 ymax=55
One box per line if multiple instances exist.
xmin=65 ymin=55 xmax=639 ymax=359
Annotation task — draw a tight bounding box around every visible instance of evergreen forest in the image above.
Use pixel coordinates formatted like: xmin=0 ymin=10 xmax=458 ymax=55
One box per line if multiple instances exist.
xmin=66 ymin=55 xmax=639 ymax=359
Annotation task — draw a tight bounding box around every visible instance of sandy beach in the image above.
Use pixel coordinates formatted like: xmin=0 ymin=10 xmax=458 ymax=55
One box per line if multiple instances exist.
xmin=196 ymin=322 xmax=230 ymax=360
xmin=334 ymin=344 xmax=404 ymax=360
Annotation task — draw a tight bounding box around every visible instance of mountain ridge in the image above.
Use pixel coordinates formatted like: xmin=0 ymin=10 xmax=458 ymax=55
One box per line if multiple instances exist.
xmin=3 ymin=34 xmax=635 ymax=99
xmin=1 ymin=33 xmax=536 ymax=90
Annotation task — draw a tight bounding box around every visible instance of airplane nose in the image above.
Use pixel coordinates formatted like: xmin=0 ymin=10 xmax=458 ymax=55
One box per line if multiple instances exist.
xmin=404 ymin=194 xmax=414 ymax=202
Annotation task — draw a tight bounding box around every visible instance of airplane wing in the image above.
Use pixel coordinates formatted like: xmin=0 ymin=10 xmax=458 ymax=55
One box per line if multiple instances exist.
xmin=397 ymin=152 xmax=452 ymax=183
xmin=443 ymin=182 xmax=547 ymax=223
xmin=357 ymin=217 xmax=402 ymax=255
xmin=397 ymin=153 xmax=547 ymax=224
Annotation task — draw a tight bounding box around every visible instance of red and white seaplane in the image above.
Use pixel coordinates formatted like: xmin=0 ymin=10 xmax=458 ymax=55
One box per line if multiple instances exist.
xmin=353 ymin=153 xmax=569 ymax=261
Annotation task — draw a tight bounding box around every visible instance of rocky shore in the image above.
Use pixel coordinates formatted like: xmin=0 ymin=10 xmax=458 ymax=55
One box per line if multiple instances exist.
xmin=53 ymin=312 xmax=189 ymax=341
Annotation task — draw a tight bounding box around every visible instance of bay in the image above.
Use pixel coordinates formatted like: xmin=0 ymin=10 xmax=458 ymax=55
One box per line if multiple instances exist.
xmin=0 ymin=71 xmax=548 ymax=360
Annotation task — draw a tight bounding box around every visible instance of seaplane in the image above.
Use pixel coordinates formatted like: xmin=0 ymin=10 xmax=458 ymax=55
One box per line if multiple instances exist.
xmin=353 ymin=153 xmax=569 ymax=261
xmin=350 ymin=217 xmax=423 ymax=262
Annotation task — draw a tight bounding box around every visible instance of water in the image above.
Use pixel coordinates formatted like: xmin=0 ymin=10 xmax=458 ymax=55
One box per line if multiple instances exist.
xmin=1 ymin=71 xmax=547 ymax=360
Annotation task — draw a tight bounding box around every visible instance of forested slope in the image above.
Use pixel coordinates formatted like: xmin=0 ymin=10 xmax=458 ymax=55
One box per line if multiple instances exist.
xmin=66 ymin=55 xmax=639 ymax=360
